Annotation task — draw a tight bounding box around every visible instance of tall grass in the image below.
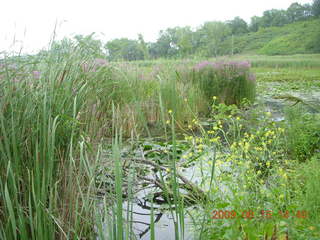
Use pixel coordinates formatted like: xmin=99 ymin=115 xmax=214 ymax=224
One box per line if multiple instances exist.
xmin=0 ymin=39 xmax=259 ymax=239
xmin=0 ymin=43 xmax=99 ymax=239
xmin=189 ymin=60 xmax=256 ymax=106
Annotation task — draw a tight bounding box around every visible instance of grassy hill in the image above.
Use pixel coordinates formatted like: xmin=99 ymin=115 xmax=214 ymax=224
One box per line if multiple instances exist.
xmin=225 ymin=18 xmax=320 ymax=55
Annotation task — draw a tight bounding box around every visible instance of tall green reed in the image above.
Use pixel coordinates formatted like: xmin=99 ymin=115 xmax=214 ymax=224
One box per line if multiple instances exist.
xmin=0 ymin=42 xmax=99 ymax=239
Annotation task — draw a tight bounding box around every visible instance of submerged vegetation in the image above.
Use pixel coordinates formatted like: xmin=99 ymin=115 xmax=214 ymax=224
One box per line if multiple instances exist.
xmin=0 ymin=39 xmax=319 ymax=239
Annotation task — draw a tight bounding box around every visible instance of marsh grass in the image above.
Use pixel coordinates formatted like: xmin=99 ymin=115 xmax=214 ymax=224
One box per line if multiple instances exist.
xmin=284 ymin=106 xmax=320 ymax=161
xmin=1 ymin=38 xmax=319 ymax=240
xmin=0 ymin=45 xmax=98 ymax=239
xmin=187 ymin=61 xmax=256 ymax=106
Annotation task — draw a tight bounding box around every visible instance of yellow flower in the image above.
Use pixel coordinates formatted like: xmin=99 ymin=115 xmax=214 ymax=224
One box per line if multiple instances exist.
xmin=166 ymin=168 xmax=171 ymax=173
xmin=168 ymin=109 xmax=172 ymax=114
xmin=166 ymin=120 xmax=170 ymax=124
xmin=216 ymin=160 xmax=223 ymax=167
xmin=210 ymin=137 xmax=220 ymax=143
xmin=266 ymin=161 xmax=271 ymax=167
xmin=208 ymin=160 xmax=212 ymax=165
xmin=236 ymin=116 xmax=240 ymax=121
xmin=188 ymin=125 xmax=192 ymax=129
xmin=244 ymin=142 xmax=250 ymax=152
xmin=188 ymin=152 xmax=193 ymax=158
xmin=255 ymin=146 xmax=263 ymax=151
xmin=257 ymin=170 xmax=262 ymax=175
xmin=212 ymin=96 xmax=217 ymax=100
xmin=198 ymin=144 xmax=204 ymax=149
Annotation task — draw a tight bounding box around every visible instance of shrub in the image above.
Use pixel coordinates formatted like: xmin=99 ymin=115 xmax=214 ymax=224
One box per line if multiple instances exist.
xmin=285 ymin=106 xmax=320 ymax=161
xmin=190 ymin=61 xmax=256 ymax=106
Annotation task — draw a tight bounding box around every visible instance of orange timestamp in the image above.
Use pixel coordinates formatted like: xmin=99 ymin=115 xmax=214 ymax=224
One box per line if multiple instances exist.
xmin=211 ymin=210 xmax=308 ymax=219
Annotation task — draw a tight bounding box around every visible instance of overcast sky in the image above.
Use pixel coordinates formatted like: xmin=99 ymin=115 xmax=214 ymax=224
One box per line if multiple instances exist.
xmin=0 ymin=0 xmax=312 ymax=54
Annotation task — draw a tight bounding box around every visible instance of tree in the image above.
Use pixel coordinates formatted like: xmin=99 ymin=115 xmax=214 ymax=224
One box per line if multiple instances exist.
xmin=137 ymin=34 xmax=150 ymax=60
xmin=227 ymin=17 xmax=248 ymax=35
xmin=150 ymin=27 xmax=181 ymax=58
xmin=312 ymin=0 xmax=320 ymax=16
xmin=105 ymin=38 xmax=144 ymax=61
xmin=249 ymin=16 xmax=262 ymax=32
xmin=197 ymin=21 xmax=231 ymax=57
xmin=74 ymin=33 xmax=104 ymax=57
xmin=287 ymin=3 xmax=312 ymax=22
xmin=175 ymin=27 xmax=195 ymax=57
xmin=260 ymin=9 xmax=289 ymax=27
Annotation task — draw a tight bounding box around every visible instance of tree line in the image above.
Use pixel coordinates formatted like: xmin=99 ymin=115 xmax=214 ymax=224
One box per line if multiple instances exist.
xmin=50 ymin=1 xmax=320 ymax=60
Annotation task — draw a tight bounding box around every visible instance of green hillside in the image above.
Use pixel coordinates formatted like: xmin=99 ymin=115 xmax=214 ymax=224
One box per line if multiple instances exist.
xmin=229 ymin=19 xmax=320 ymax=55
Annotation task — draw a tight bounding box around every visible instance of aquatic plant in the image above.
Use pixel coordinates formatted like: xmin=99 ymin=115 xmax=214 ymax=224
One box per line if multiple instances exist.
xmin=191 ymin=60 xmax=256 ymax=106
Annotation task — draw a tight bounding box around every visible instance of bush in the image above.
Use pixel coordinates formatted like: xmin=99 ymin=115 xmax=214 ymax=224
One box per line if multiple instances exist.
xmin=285 ymin=106 xmax=320 ymax=161
xmin=190 ymin=61 xmax=256 ymax=106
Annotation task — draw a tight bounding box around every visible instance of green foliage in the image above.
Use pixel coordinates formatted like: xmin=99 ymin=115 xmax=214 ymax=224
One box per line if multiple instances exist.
xmin=190 ymin=61 xmax=256 ymax=106
xmin=287 ymin=2 xmax=313 ymax=22
xmin=1 ymin=38 xmax=320 ymax=239
xmin=99 ymin=2 xmax=318 ymax=59
xmin=313 ymin=0 xmax=320 ymax=16
xmin=196 ymin=21 xmax=231 ymax=57
xmin=284 ymin=106 xmax=320 ymax=162
xmin=230 ymin=19 xmax=320 ymax=55
xmin=227 ymin=17 xmax=248 ymax=35
xmin=0 ymin=43 xmax=97 ymax=239
xmin=74 ymin=33 xmax=105 ymax=57
xmin=105 ymin=38 xmax=145 ymax=61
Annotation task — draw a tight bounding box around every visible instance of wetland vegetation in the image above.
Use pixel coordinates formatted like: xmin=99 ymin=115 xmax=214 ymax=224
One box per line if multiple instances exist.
xmin=1 ymin=45 xmax=319 ymax=239
xmin=1 ymin=1 xmax=320 ymax=239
